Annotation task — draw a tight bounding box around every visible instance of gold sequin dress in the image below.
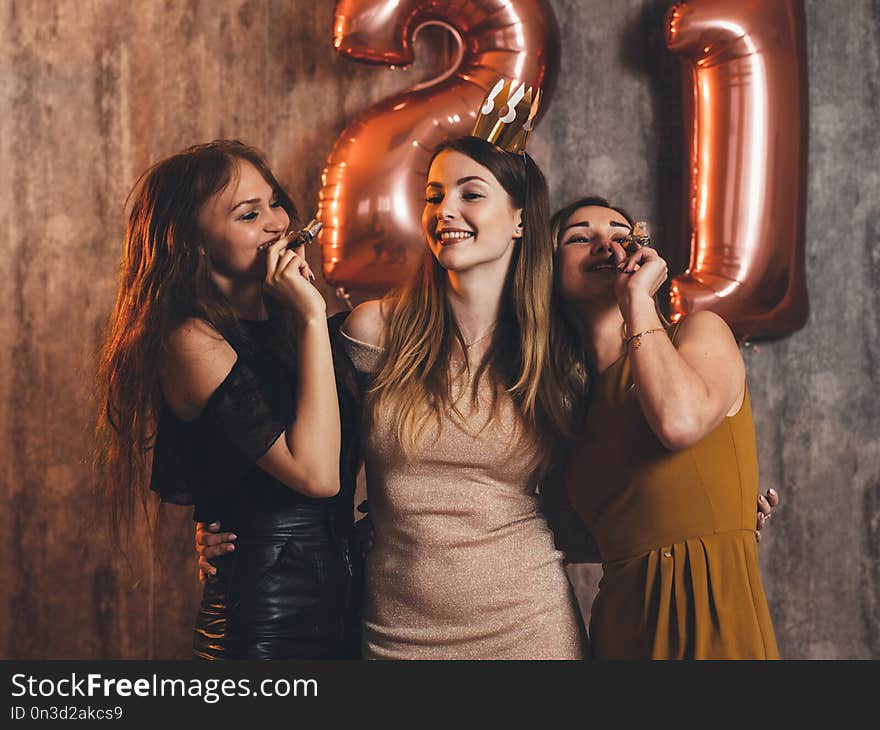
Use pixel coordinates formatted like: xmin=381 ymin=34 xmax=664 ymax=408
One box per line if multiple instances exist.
xmin=342 ymin=331 xmax=587 ymax=660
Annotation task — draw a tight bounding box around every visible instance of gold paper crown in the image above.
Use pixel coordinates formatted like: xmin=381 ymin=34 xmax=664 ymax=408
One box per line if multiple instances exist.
xmin=471 ymin=78 xmax=541 ymax=155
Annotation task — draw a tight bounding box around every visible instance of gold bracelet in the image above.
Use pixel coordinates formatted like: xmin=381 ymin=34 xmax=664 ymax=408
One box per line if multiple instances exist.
xmin=625 ymin=327 xmax=666 ymax=349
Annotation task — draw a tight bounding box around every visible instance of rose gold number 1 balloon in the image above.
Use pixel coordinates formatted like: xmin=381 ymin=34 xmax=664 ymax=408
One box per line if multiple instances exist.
xmin=320 ymin=0 xmax=560 ymax=295
xmin=666 ymin=0 xmax=809 ymax=339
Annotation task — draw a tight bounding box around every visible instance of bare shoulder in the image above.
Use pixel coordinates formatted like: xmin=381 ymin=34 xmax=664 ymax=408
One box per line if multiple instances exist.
xmin=675 ymin=310 xmax=745 ymax=393
xmin=160 ymin=318 xmax=238 ymax=418
xmin=340 ymin=298 xmax=389 ymax=348
xmin=165 ymin=317 xmax=228 ymax=353
xmin=675 ymin=310 xmax=739 ymax=353
xmin=163 ymin=318 xmax=236 ymax=371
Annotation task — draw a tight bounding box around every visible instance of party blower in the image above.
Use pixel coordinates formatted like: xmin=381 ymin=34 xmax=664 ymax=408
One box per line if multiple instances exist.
xmin=257 ymin=218 xmax=323 ymax=252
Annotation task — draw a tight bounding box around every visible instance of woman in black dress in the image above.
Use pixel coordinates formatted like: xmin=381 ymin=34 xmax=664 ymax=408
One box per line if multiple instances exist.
xmin=94 ymin=140 xmax=361 ymax=659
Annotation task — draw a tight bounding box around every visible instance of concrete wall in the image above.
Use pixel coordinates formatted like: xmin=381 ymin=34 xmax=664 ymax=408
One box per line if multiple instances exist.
xmin=1 ymin=0 xmax=876 ymax=659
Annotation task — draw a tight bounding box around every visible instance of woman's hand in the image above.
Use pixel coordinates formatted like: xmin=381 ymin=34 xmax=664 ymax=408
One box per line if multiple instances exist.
xmin=195 ymin=521 xmax=236 ymax=583
xmin=613 ymin=242 xmax=669 ymax=311
xmin=355 ymin=500 xmax=375 ymax=558
xmin=263 ymin=234 xmax=325 ymax=323
xmin=755 ymin=488 xmax=780 ymax=544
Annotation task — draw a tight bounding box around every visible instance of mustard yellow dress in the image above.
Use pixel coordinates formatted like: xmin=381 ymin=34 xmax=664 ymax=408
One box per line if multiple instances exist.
xmin=565 ymin=328 xmax=779 ymax=659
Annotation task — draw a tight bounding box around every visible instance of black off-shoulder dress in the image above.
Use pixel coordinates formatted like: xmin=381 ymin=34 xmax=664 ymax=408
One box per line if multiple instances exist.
xmin=150 ymin=312 xmax=363 ymax=660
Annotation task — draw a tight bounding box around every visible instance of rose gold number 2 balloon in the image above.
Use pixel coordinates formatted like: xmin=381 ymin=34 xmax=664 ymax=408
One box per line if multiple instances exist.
xmin=666 ymin=0 xmax=809 ymax=339
xmin=319 ymin=0 xmax=560 ymax=295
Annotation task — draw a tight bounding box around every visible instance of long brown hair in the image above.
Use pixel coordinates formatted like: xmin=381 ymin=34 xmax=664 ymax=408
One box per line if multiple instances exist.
xmin=369 ymin=136 xmax=572 ymax=474
xmin=94 ymin=140 xmax=300 ymax=540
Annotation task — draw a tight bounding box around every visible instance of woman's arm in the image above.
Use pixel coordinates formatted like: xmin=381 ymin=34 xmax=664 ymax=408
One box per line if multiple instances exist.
xmin=615 ymin=246 xmax=745 ymax=451
xmin=255 ymin=317 xmax=341 ymax=497
xmin=258 ymin=239 xmax=340 ymax=496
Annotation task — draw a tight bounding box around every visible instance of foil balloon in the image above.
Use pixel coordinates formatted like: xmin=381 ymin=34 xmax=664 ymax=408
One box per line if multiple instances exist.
xmin=666 ymin=0 xmax=809 ymax=339
xmin=319 ymin=0 xmax=560 ymax=295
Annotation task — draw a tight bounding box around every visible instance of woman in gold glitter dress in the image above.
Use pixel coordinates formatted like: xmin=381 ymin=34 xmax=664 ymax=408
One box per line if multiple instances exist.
xmin=337 ymin=135 xmax=586 ymax=659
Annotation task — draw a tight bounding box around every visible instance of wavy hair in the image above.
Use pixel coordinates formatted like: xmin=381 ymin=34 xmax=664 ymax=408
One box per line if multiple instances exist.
xmin=93 ymin=140 xmax=300 ymax=540
xmin=368 ymin=136 xmax=573 ymax=474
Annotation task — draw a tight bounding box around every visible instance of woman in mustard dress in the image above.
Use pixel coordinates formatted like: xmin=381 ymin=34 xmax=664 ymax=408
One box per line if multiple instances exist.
xmin=550 ymin=196 xmax=779 ymax=660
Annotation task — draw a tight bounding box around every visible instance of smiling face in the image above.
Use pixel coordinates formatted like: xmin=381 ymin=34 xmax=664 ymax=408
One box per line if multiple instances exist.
xmin=556 ymin=205 xmax=633 ymax=305
xmin=421 ymin=149 xmax=523 ymax=274
xmin=197 ymin=160 xmax=290 ymax=279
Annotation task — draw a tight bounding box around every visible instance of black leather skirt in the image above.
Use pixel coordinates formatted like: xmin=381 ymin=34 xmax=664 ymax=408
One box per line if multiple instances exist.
xmin=193 ymin=502 xmax=361 ymax=660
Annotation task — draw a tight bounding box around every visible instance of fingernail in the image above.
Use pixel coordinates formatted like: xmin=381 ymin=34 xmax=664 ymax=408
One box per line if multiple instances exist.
xmin=769 ymin=489 xmax=777 ymax=496
xmin=226 ymin=544 xmax=235 ymax=552
xmin=759 ymin=495 xmax=766 ymax=503
xmin=764 ymin=513 xmax=771 ymax=521
xmin=229 ymin=534 xmax=237 ymax=540
xmin=210 ymin=522 xmax=219 ymax=527
xmin=309 ymin=272 xmax=316 ymax=282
